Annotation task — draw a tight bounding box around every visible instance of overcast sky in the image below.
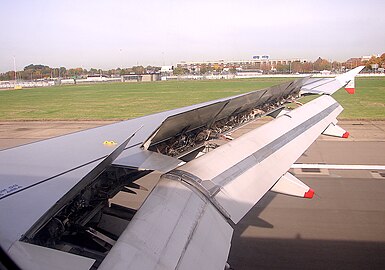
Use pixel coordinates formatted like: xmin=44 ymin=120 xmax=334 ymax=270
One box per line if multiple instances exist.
xmin=1 ymin=0 xmax=384 ymax=72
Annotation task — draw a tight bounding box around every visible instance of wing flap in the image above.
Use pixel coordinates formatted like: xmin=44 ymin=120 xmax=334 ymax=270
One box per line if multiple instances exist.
xmin=99 ymin=177 xmax=232 ymax=270
xmin=113 ymin=149 xmax=183 ymax=172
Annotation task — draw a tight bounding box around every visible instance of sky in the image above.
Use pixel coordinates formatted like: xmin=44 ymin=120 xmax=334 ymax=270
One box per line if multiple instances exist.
xmin=1 ymin=0 xmax=385 ymax=72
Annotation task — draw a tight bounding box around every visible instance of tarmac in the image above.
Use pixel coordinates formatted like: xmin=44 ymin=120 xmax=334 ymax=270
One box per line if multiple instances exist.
xmin=1 ymin=119 xmax=385 ymax=269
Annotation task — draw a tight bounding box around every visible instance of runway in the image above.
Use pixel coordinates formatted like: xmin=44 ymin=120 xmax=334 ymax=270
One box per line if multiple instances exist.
xmin=1 ymin=120 xmax=385 ymax=269
xmin=229 ymin=141 xmax=385 ymax=269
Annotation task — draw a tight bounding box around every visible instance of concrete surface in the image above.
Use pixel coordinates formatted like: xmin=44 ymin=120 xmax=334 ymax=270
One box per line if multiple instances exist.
xmin=229 ymin=120 xmax=385 ymax=270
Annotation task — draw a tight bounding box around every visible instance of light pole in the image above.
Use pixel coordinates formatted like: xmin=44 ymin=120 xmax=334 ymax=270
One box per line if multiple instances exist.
xmin=13 ymin=56 xmax=17 ymax=81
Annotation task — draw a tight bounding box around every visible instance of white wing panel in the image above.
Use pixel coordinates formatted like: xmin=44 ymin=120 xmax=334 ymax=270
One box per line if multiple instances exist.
xmin=8 ymin=241 xmax=95 ymax=270
xmin=176 ymin=199 xmax=232 ymax=270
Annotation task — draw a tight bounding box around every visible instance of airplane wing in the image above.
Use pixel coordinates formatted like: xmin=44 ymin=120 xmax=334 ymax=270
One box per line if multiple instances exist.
xmin=0 ymin=67 xmax=364 ymax=269
xmin=301 ymin=66 xmax=364 ymax=95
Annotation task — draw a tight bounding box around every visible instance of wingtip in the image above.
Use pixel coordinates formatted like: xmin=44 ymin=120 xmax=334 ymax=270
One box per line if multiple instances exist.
xmin=304 ymin=188 xmax=315 ymax=199
xmin=342 ymin=131 xmax=350 ymax=138
xmin=345 ymin=88 xmax=355 ymax=94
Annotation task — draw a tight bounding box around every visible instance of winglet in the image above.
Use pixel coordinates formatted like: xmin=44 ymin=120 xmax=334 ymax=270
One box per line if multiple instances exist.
xmin=344 ymin=78 xmax=356 ymax=94
xmin=342 ymin=131 xmax=350 ymax=138
xmin=337 ymin=66 xmax=365 ymax=95
xmin=301 ymin=66 xmax=364 ymax=95
xmin=304 ymin=188 xmax=315 ymax=199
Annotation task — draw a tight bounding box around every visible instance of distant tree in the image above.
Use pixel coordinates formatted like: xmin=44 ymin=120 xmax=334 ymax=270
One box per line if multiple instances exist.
xmin=34 ymin=69 xmax=42 ymax=79
xmin=197 ymin=64 xmax=215 ymax=74
xmin=0 ymin=71 xmax=14 ymax=81
xmin=59 ymin=67 xmax=66 ymax=77
xmin=229 ymin=67 xmax=237 ymax=74
xmin=199 ymin=64 xmax=208 ymax=75
xmin=67 ymin=67 xmax=85 ymax=77
xmin=380 ymin=53 xmax=385 ymax=64
xmin=276 ymin=63 xmax=288 ymax=73
xmin=21 ymin=69 xmax=33 ymax=80
xmin=119 ymin=68 xmax=126 ymax=75
xmin=379 ymin=53 xmax=385 ymax=68
xmin=260 ymin=62 xmax=271 ymax=73
xmin=23 ymin=64 xmax=49 ymax=71
xmin=20 ymin=64 xmax=52 ymax=79
xmin=302 ymin=62 xmax=313 ymax=73
xmin=89 ymin=68 xmax=98 ymax=75
xmin=365 ymin=56 xmax=381 ymax=70
xmin=291 ymin=61 xmax=303 ymax=73
xmin=132 ymin=66 xmax=145 ymax=74
xmin=314 ymin=57 xmax=331 ymax=71
xmin=212 ymin=64 xmax=223 ymax=73
xmin=120 ymin=68 xmax=134 ymax=75
xmin=173 ymin=67 xmax=185 ymax=75
xmin=145 ymin=65 xmax=160 ymax=74
xmin=331 ymin=61 xmax=341 ymax=72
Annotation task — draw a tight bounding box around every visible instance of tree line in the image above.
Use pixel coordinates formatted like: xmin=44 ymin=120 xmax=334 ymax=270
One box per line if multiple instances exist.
xmin=1 ymin=53 xmax=384 ymax=81
xmin=0 ymin=64 xmax=161 ymax=81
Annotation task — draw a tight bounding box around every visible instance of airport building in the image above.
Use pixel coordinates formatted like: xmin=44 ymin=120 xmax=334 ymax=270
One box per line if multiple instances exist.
xmin=345 ymin=54 xmax=382 ymax=69
xmin=176 ymin=57 xmax=308 ymax=73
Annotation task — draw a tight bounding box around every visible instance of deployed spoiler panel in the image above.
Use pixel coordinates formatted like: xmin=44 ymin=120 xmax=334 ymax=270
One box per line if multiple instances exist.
xmin=143 ymin=77 xmax=309 ymax=150
xmin=143 ymin=101 xmax=229 ymax=146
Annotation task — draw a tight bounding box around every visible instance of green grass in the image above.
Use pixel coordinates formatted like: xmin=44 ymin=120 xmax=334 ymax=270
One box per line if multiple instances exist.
xmin=0 ymin=78 xmax=288 ymax=120
xmin=0 ymin=77 xmax=384 ymax=120
xmin=332 ymin=77 xmax=385 ymax=119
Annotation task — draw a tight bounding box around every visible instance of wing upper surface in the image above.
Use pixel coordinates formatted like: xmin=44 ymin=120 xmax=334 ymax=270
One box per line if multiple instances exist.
xmin=0 ymin=68 xmax=364 ymax=269
xmin=100 ymin=95 xmax=344 ymax=269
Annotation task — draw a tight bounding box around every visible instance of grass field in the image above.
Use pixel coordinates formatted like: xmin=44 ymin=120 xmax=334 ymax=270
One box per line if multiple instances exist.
xmin=333 ymin=77 xmax=385 ymax=119
xmin=0 ymin=77 xmax=384 ymax=120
